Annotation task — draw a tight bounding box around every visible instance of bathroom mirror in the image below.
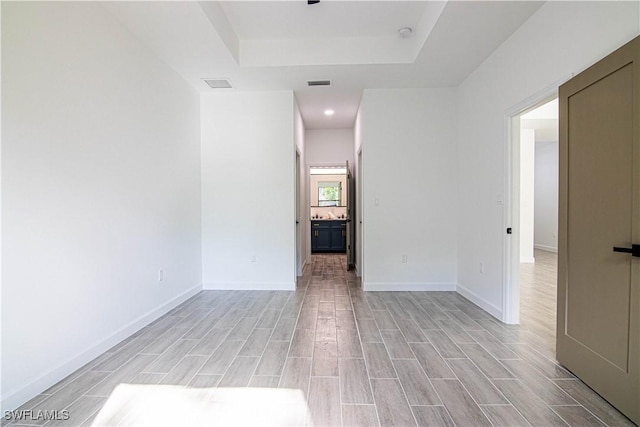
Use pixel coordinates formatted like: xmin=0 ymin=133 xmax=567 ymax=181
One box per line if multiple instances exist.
xmin=318 ymin=181 xmax=341 ymax=206
xmin=310 ymin=173 xmax=347 ymax=207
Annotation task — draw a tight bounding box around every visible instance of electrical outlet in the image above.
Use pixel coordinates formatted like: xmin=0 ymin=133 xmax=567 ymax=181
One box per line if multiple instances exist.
xmin=401 ymin=254 xmax=408 ymax=263
xmin=158 ymin=269 xmax=164 ymax=282
xmin=251 ymin=256 xmax=257 ymax=263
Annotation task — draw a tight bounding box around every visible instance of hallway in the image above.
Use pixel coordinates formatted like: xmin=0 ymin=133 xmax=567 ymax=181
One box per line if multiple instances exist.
xmin=9 ymin=254 xmax=635 ymax=426
xmin=520 ymin=249 xmax=559 ymax=359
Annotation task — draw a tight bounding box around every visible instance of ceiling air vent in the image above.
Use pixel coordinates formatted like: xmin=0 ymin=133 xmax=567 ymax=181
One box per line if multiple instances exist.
xmin=203 ymin=78 xmax=232 ymax=89
xmin=307 ymin=80 xmax=331 ymax=87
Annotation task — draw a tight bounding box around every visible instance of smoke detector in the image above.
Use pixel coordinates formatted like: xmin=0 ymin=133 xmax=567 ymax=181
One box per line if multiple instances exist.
xmin=398 ymin=27 xmax=413 ymax=39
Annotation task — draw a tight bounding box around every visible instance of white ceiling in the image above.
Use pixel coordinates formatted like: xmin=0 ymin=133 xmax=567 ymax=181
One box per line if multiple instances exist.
xmin=102 ymin=1 xmax=545 ymax=129
xmin=219 ymin=1 xmax=428 ymax=40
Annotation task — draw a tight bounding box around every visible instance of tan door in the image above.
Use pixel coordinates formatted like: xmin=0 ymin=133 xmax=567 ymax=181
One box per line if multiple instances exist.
xmin=557 ymin=36 xmax=640 ymax=424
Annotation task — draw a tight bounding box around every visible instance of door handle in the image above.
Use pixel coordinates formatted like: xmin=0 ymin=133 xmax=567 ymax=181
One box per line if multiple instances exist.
xmin=613 ymin=244 xmax=640 ymax=257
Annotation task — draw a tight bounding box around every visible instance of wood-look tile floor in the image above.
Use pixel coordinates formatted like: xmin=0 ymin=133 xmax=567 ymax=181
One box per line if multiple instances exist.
xmin=8 ymin=253 xmax=636 ymax=426
xmin=519 ymin=249 xmax=559 ymax=359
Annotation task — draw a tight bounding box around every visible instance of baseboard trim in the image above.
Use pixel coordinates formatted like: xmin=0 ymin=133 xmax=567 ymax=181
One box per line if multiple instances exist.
xmin=520 ymin=256 xmax=535 ymax=263
xmin=363 ymin=282 xmax=456 ymax=292
xmin=203 ymin=281 xmax=296 ymax=291
xmin=297 ymin=256 xmax=310 ymax=277
xmin=301 ymin=258 xmax=311 ymax=276
xmin=1 ymin=284 xmax=202 ymax=412
xmin=456 ymin=284 xmax=502 ymax=320
xmin=534 ymin=244 xmax=557 ymax=253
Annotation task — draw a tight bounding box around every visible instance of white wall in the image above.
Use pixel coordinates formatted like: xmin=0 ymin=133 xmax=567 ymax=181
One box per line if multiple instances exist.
xmin=360 ymin=88 xmax=457 ymax=290
xmin=201 ymin=91 xmax=296 ymax=290
xmin=305 ymin=129 xmax=355 ymax=167
xmin=0 ymin=1 xmax=4 ymax=406
xmin=534 ymin=140 xmax=559 ymax=252
xmin=2 ymin=2 xmax=202 ymax=410
xmin=457 ymin=1 xmax=639 ymax=320
xmin=520 ymin=129 xmax=535 ymax=263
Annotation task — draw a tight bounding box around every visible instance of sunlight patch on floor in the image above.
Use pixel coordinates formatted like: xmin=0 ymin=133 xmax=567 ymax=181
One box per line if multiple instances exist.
xmin=92 ymin=384 xmax=309 ymax=426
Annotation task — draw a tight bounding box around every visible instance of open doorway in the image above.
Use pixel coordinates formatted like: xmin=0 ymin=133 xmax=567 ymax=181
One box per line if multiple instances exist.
xmin=303 ymin=128 xmax=357 ymax=276
xmin=518 ymin=98 xmax=559 ymax=355
xmin=503 ymin=88 xmax=561 ymax=328
xmin=310 ymin=165 xmax=349 ymax=255
xmin=295 ymin=150 xmax=303 ymax=277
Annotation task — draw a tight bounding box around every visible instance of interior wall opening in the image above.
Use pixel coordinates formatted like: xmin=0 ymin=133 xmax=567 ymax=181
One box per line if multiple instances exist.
xmin=304 ymin=127 xmax=357 ymax=274
xmin=514 ymin=97 xmax=559 ymax=355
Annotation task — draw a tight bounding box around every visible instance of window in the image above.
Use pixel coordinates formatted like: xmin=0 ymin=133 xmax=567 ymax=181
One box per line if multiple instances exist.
xmin=318 ymin=181 xmax=341 ymax=206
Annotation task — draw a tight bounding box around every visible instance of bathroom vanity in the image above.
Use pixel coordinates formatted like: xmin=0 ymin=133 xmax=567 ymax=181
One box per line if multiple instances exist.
xmin=309 ymin=164 xmax=352 ymax=260
xmin=311 ymin=219 xmax=347 ymax=253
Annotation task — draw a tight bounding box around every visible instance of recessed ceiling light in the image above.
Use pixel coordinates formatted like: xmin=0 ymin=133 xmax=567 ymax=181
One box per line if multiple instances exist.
xmin=324 ymin=109 xmax=335 ymax=116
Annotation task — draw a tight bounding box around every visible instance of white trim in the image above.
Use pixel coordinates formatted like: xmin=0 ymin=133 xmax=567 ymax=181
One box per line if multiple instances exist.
xmin=520 ymin=256 xmax=535 ymax=264
xmin=502 ymin=113 xmax=521 ymax=325
xmin=456 ymin=284 xmax=503 ymax=320
xmin=203 ymin=281 xmax=295 ymax=291
xmin=300 ymin=258 xmax=311 ymax=276
xmin=503 ymin=75 xmax=572 ymax=118
xmin=0 ymin=284 xmax=201 ymax=411
xmin=363 ymin=282 xmax=456 ymax=292
xmin=534 ymin=244 xmax=558 ymax=253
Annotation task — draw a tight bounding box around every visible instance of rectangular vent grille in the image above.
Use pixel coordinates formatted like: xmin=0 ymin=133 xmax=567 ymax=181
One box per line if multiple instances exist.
xmin=204 ymin=79 xmax=232 ymax=89
xmin=307 ymin=80 xmax=331 ymax=87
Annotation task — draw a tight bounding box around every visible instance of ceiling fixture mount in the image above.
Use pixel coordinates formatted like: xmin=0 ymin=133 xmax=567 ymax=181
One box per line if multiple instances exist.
xmin=324 ymin=109 xmax=335 ymax=116
xmin=398 ymin=27 xmax=413 ymax=39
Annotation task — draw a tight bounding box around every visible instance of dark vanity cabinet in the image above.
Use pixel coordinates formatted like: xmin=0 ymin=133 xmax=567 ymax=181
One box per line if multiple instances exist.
xmin=311 ymin=220 xmax=346 ymax=252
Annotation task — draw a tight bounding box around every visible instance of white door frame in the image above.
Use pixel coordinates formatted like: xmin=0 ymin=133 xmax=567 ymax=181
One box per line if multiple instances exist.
xmin=502 ymin=77 xmax=571 ymax=324
xmin=357 ymin=147 xmax=363 ymax=280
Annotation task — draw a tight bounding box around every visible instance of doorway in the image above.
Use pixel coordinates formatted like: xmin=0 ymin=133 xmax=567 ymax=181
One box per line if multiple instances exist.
xmin=503 ymin=83 xmax=564 ymax=326
xmin=518 ymin=99 xmax=559 ymax=354
xmin=309 ymin=165 xmax=349 ymax=255
xmin=296 ymin=150 xmax=303 ymax=277
xmin=303 ymin=127 xmax=357 ymax=263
